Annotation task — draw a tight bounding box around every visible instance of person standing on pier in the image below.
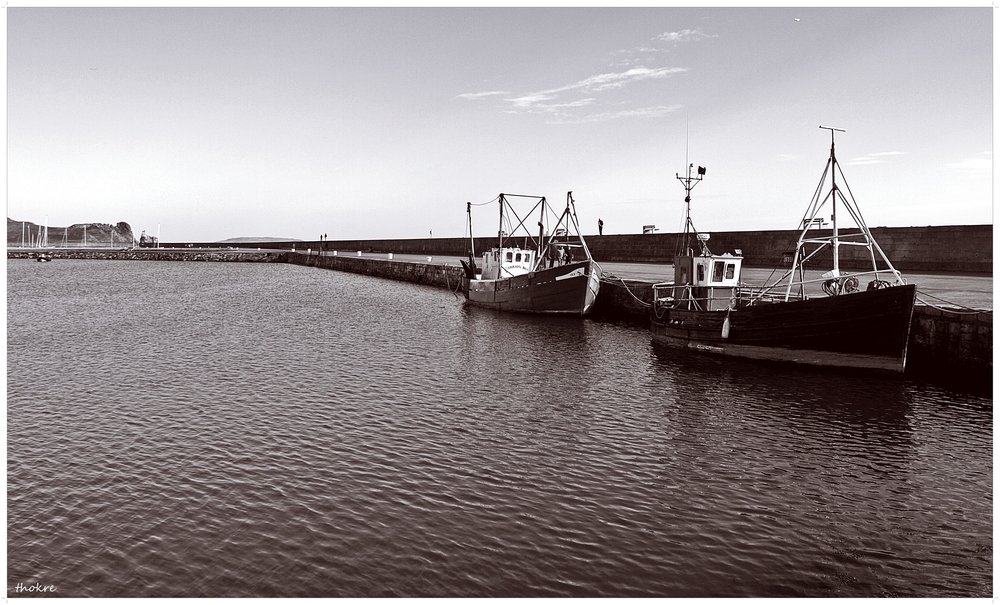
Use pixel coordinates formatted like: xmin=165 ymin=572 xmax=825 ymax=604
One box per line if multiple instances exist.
xmin=598 ymin=219 xmax=604 ymax=236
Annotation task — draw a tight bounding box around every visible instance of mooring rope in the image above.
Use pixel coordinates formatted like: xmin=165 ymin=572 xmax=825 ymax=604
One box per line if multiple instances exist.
xmin=444 ymin=267 xmax=461 ymax=299
xmin=599 ymin=273 xmax=652 ymax=307
xmin=916 ymin=290 xmax=991 ymax=314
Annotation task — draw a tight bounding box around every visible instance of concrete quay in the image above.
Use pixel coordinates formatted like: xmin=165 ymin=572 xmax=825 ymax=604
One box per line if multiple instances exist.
xmin=11 ymin=247 xmax=991 ymax=386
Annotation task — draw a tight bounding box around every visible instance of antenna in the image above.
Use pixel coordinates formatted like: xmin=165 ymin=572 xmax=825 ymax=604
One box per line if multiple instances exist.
xmin=673 ymin=116 xmax=707 ymax=256
xmin=685 ymin=113 xmax=689 ymax=171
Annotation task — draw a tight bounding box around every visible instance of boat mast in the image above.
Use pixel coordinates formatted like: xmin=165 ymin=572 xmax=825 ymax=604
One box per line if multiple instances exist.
xmin=498 ymin=193 xmax=505 ymax=251
xmin=822 ymin=125 xmax=844 ymax=278
xmin=676 ymin=163 xmax=705 ymax=256
xmin=779 ymin=126 xmax=904 ymax=301
xmin=537 ymin=197 xmax=546 ymax=269
xmin=467 ymin=201 xmax=476 ymax=260
xmin=566 ymin=191 xmax=592 ymax=261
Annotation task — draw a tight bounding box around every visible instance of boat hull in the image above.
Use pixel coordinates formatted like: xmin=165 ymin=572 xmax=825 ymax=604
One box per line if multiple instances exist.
xmin=651 ymin=284 xmax=917 ymax=372
xmin=463 ymin=260 xmax=600 ymax=315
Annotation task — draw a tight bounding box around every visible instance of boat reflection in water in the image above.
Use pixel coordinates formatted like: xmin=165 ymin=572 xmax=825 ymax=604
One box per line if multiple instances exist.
xmin=461 ymin=191 xmax=601 ymax=315
xmin=651 ymin=127 xmax=917 ymax=373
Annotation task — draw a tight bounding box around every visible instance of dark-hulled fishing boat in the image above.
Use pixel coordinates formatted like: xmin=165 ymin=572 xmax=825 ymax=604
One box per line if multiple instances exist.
xmin=650 ymin=127 xmax=916 ymax=373
xmin=461 ymin=192 xmax=600 ymax=315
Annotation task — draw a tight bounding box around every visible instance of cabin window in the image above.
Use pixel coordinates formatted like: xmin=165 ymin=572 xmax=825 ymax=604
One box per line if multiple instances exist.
xmin=506 ymin=252 xmax=513 ymax=262
xmin=712 ymin=261 xmax=725 ymax=283
xmin=726 ymin=263 xmax=736 ymax=280
xmin=697 ymin=264 xmax=705 ymax=282
xmin=515 ymin=253 xmax=522 ymax=262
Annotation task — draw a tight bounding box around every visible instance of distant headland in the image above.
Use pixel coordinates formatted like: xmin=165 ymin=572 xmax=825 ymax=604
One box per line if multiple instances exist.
xmin=8 ymin=218 xmax=138 ymax=247
xmin=7 ymin=218 xmax=306 ymax=247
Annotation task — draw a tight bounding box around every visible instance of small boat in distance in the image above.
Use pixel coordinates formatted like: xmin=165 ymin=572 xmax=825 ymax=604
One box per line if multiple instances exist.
xmin=461 ymin=192 xmax=601 ymax=315
xmin=650 ymin=127 xmax=917 ymax=373
xmin=35 ymin=252 xmax=53 ymax=262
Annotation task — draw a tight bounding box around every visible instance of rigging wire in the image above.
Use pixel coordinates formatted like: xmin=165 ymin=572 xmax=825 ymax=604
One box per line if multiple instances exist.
xmin=468 ymin=196 xmax=500 ymax=207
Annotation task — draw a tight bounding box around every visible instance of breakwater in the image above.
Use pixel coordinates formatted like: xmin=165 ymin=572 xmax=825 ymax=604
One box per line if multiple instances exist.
xmin=156 ymin=223 xmax=992 ymax=274
xmin=7 ymin=248 xmax=287 ymax=263
xmin=11 ymin=247 xmax=990 ymax=384
xmin=291 ymin=250 xmax=465 ymax=291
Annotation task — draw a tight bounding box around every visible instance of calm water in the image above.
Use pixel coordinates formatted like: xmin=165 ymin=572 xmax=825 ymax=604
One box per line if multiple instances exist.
xmin=7 ymin=259 xmax=992 ymax=597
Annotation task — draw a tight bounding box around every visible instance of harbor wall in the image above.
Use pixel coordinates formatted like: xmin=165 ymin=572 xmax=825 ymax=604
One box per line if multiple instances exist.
xmin=907 ymin=306 xmax=993 ymax=381
xmin=287 ymin=250 xmax=465 ymax=291
xmin=585 ymin=225 xmax=993 ymax=274
xmin=156 ymin=224 xmax=992 ymax=274
xmin=7 ymin=248 xmax=288 ymax=263
xmin=10 ymin=248 xmax=991 ymax=384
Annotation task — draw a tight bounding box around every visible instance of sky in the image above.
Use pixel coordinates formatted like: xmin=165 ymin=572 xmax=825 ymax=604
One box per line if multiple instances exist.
xmin=5 ymin=6 xmax=994 ymax=242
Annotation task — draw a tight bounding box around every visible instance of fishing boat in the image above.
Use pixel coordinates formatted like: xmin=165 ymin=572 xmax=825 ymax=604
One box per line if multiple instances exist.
xmin=650 ymin=127 xmax=917 ymax=373
xmin=461 ymin=192 xmax=601 ymax=315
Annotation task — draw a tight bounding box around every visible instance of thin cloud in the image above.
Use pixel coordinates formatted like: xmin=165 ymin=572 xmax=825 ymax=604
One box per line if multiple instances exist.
xmin=455 ymin=91 xmax=511 ymax=100
xmin=459 ymin=39 xmax=692 ymax=121
xmin=612 ymin=27 xmax=712 ymax=68
xmin=846 ymin=151 xmax=906 ymax=166
xmin=612 ymin=46 xmax=671 ymax=65
xmin=547 ymin=104 xmax=683 ymax=125
xmin=563 ymin=66 xmax=687 ymax=93
xmin=506 ymin=97 xmax=596 ymax=116
xmin=656 ymin=28 xmax=715 ymax=44
xmin=946 ymin=152 xmax=992 ymax=173
xmin=499 ymin=66 xmax=687 ymax=114
xmin=506 ymin=93 xmax=558 ymax=109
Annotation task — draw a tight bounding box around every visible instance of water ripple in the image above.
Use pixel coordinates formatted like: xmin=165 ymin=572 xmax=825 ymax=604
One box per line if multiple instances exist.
xmin=7 ymin=259 xmax=992 ymax=597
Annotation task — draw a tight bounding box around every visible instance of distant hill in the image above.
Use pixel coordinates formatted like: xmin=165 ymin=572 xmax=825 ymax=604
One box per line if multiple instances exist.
xmin=8 ymin=218 xmax=135 ymax=247
xmin=217 ymin=236 xmax=303 ymax=243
